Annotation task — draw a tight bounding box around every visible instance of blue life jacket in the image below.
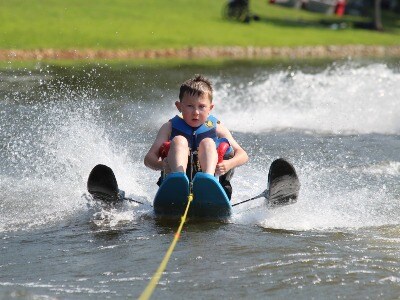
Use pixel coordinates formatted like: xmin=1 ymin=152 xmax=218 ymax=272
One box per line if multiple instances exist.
xmin=169 ymin=114 xmax=233 ymax=156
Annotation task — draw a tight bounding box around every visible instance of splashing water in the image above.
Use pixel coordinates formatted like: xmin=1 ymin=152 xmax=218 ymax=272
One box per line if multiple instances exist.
xmin=0 ymin=62 xmax=399 ymax=233
xmin=214 ymin=63 xmax=400 ymax=135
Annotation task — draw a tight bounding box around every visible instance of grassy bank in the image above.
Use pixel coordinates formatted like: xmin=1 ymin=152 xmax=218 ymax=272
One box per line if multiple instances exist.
xmin=1 ymin=0 xmax=399 ymax=51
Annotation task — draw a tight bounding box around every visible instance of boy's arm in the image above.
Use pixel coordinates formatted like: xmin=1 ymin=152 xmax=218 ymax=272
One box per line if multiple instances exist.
xmin=216 ymin=123 xmax=248 ymax=175
xmin=144 ymin=122 xmax=171 ymax=171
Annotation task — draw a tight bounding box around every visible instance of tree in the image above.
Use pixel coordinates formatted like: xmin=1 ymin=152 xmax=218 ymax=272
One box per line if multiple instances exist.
xmin=374 ymin=0 xmax=383 ymax=30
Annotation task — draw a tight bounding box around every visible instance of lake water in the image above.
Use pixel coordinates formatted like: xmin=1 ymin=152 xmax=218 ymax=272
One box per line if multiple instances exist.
xmin=1 ymin=60 xmax=400 ymax=299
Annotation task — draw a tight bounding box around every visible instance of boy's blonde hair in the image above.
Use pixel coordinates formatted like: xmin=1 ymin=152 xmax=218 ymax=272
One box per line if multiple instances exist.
xmin=179 ymin=75 xmax=213 ymax=102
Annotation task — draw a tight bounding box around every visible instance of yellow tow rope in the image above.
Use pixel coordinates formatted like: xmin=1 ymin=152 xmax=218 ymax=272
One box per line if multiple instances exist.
xmin=138 ymin=192 xmax=193 ymax=300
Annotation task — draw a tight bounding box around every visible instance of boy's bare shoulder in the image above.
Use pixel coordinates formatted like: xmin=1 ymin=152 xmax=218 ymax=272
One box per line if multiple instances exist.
xmin=216 ymin=120 xmax=228 ymax=132
xmin=156 ymin=120 xmax=172 ymax=139
xmin=160 ymin=120 xmax=172 ymax=130
xmin=216 ymin=120 xmax=234 ymax=139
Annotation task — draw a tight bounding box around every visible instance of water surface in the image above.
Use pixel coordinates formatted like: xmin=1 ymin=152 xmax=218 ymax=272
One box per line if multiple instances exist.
xmin=1 ymin=60 xmax=400 ymax=299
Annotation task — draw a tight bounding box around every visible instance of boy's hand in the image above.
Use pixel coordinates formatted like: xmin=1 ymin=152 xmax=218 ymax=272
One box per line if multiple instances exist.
xmin=215 ymin=161 xmax=230 ymax=176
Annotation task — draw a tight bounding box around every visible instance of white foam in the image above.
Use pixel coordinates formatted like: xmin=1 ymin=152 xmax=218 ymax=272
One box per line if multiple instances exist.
xmin=0 ymin=96 xmax=148 ymax=232
xmin=231 ymin=162 xmax=400 ymax=231
xmin=214 ymin=63 xmax=400 ymax=135
xmin=361 ymin=161 xmax=400 ymax=176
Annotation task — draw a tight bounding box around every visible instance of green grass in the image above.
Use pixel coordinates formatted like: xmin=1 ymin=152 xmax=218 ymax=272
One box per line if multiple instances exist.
xmin=0 ymin=56 xmax=345 ymax=70
xmin=0 ymin=0 xmax=399 ymax=50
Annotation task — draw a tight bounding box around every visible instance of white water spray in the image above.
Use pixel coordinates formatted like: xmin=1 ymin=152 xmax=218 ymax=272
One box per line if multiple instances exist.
xmin=214 ymin=63 xmax=400 ymax=135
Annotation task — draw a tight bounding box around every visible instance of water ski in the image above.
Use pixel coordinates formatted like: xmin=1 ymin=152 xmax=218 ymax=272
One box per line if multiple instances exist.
xmin=87 ymin=164 xmax=121 ymax=202
xmin=266 ymin=158 xmax=300 ymax=207
xmin=191 ymin=172 xmax=231 ymax=217
xmin=153 ymin=172 xmax=232 ymax=218
xmin=153 ymin=172 xmax=190 ymax=216
xmin=86 ymin=157 xmax=300 ymax=215
xmin=231 ymin=158 xmax=300 ymax=208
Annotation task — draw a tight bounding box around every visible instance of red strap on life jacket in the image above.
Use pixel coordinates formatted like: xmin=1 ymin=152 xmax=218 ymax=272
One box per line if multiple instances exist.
xmin=159 ymin=141 xmax=171 ymax=159
xmin=158 ymin=141 xmax=229 ymax=164
xmin=217 ymin=142 xmax=230 ymax=163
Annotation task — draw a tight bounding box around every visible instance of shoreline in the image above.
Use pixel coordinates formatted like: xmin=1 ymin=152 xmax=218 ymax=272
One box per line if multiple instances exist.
xmin=1 ymin=45 xmax=400 ymax=61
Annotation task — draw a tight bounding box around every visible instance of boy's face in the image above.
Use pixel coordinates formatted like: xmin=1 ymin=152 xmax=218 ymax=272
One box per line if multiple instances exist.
xmin=175 ymin=93 xmax=214 ymax=128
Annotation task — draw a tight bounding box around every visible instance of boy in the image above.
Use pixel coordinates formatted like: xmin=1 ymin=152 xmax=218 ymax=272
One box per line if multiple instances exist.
xmin=144 ymin=75 xmax=248 ymax=199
